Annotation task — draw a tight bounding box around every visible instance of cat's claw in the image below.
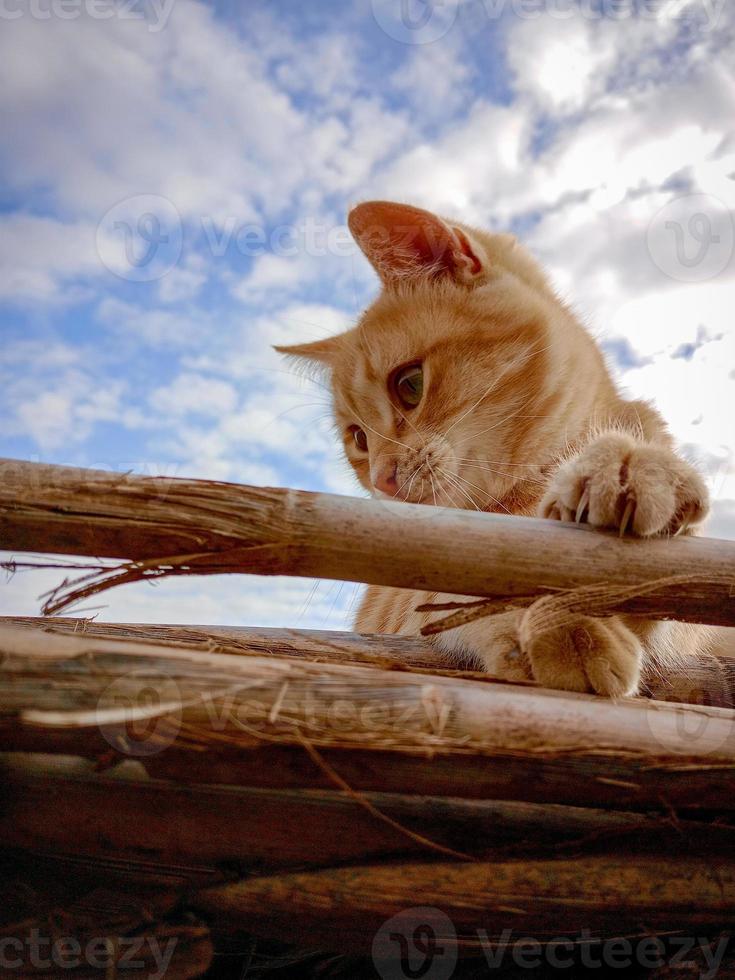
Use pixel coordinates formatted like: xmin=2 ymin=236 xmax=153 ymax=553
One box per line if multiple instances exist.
xmin=674 ymin=503 xmax=698 ymax=537
xmin=575 ymin=484 xmax=590 ymax=524
xmin=540 ymin=432 xmax=709 ymax=538
xmin=618 ymin=497 xmax=635 ymax=537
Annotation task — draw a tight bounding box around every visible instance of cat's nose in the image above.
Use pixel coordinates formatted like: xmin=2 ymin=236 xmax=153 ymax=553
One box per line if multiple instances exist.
xmin=372 ymin=464 xmax=398 ymax=496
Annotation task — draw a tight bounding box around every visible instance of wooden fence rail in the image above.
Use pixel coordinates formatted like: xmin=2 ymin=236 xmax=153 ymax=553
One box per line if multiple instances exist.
xmin=2 ymin=618 xmax=735 ymax=959
xmin=1 ymin=458 xmax=734 ymax=625
xmin=2 ymin=621 xmax=734 ymax=812
xmin=2 ymin=455 xmax=735 ymax=968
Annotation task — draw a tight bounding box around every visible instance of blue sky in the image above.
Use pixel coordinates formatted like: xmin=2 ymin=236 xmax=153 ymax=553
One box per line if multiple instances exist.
xmin=1 ymin=0 xmax=734 ymax=628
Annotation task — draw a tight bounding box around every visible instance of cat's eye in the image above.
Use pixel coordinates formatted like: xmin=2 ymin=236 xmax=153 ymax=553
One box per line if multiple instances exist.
xmin=350 ymin=426 xmax=368 ymax=452
xmin=392 ymin=363 xmax=423 ymax=409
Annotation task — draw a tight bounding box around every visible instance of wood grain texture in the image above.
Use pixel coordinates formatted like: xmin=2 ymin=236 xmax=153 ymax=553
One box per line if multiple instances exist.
xmin=192 ymin=855 xmax=735 ymax=952
xmin=0 ymin=846 xmax=214 ymax=977
xmin=2 ymin=621 xmax=735 ymax=811
xmin=3 ymin=754 xmax=734 ymax=872
xmin=3 ymin=616 xmax=732 ymax=706
xmin=1 ymin=458 xmax=734 ymax=624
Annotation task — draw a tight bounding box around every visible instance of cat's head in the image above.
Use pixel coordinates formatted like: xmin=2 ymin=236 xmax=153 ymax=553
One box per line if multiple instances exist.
xmin=277 ymin=201 xmax=588 ymax=510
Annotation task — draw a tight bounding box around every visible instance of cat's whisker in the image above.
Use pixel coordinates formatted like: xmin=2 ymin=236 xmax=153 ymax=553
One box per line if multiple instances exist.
xmin=454 ymin=413 xmax=559 ymax=450
xmin=451 ymin=456 xmax=545 ymax=467
xmin=395 ymin=405 xmax=427 ymax=449
xmin=393 ymin=464 xmax=421 ymax=501
xmin=455 ymin=461 xmax=547 ymax=488
xmin=433 ymin=471 xmax=466 ymax=509
xmin=442 ymin=382 xmax=506 ymax=438
xmin=428 ymin=472 xmax=438 ymax=507
xmin=443 ymin=474 xmax=477 ymax=513
xmin=451 ymin=403 xmax=536 ymax=449
xmin=266 ymin=402 xmax=332 ymax=424
xmin=351 ymin=412 xmax=412 ymax=451
xmin=404 ymin=468 xmax=420 ymax=502
xmin=443 ymin=338 xmax=555 ymax=438
xmin=259 ymin=365 xmax=334 ymax=396
xmin=435 ymin=467 xmax=482 ymax=512
xmin=448 ymin=469 xmax=513 ymax=515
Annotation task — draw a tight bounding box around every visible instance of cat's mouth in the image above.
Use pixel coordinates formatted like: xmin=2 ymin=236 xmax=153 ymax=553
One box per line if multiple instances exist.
xmin=382 ymin=435 xmax=460 ymax=506
xmin=386 ymin=463 xmax=469 ymax=508
xmin=385 ymin=456 xmax=507 ymax=511
xmin=373 ymin=475 xmax=430 ymax=505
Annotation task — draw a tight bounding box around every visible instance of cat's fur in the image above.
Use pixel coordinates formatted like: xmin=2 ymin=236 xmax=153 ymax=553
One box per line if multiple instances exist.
xmin=278 ymin=201 xmax=712 ymax=697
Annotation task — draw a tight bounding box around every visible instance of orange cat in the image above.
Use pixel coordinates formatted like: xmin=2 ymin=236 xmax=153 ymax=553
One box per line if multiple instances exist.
xmin=278 ymin=201 xmax=711 ymax=697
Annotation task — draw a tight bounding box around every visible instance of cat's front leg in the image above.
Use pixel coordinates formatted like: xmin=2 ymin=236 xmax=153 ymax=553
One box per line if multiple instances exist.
xmin=528 ymin=431 xmax=710 ymax=697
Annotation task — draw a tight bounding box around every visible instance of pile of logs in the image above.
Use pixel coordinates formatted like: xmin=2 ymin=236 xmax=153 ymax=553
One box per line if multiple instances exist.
xmin=1 ymin=459 xmax=734 ymax=977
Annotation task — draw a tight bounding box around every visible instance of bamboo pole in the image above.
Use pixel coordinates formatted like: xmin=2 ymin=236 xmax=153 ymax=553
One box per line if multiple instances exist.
xmin=1 ymin=458 xmax=734 ymax=625
xmin=2 ymin=622 xmax=735 ymax=811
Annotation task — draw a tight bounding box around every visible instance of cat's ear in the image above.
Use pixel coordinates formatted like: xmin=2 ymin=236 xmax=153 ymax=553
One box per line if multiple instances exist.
xmin=348 ymin=201 xmax=487 ymax=287
xmin=273 ymin=337 xmax=339 ymax=367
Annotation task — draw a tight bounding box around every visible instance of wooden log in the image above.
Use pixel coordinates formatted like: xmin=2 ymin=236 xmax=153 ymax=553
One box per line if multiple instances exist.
xmin=3 ymin=616 xmax=732 ymax=707
xmin=0 ymin=918 xmax=213 ymax=980
xmin=649 ymin=936 xmax=735 ymax=979
xmin=191 ymin=855 xmax=735 ymax=953
xmin=0 ymin=847 xmax=214 ymax=978
xmin=1 ymin=458 xmax=734 ymax=625
xmin=0 ymin=616 xmax=456 ymax=673
xmin=5 ymin=754 xmax=735 ymax=872
xmin=2 ymin=622 xmax=735 ymax=811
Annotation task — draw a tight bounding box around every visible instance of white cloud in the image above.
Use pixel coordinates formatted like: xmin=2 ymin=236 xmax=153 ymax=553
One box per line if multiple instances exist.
xmin=149 ymin=373 xmax=239 ymax=419
xmin=391 ymin=38 xmax=472 ymax=120
xmin=0 ymin=213 xmax=100 ymax=301
xmin=157 ymin=253 xmax=208 ymax=303
xmin=4 ymin=374 xmax=129 ymax=451
xmin=232 ymin=251 xmax=323 ymax=303
xmin=274 ymin=33 xmax=359 ymax=106
xmin=618 ymin=325 xmax=735 ymax=461
xmin=707 ymin=498 xmax=735 ymax=540
xmin=507 ymin=15 xmax=620 ymax=114
xmin=95 ymin=297 xmax=212 ymax=348
xmin=0 ymin=339 xmax=146 ymax=452
xmin=1 ymin=0 xmax=734 ymax=633
xmin=365 ymin=100 xmax=530 ymax=221
xmin=137 ymin=301 xmax=363 ymax=492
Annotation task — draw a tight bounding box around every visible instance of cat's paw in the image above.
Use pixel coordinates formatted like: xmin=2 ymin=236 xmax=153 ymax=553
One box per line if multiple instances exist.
xmin=525 ymin=616 xmax=642 ymax=697
xmin=539 ymin=433 xmax=708 ymax=536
